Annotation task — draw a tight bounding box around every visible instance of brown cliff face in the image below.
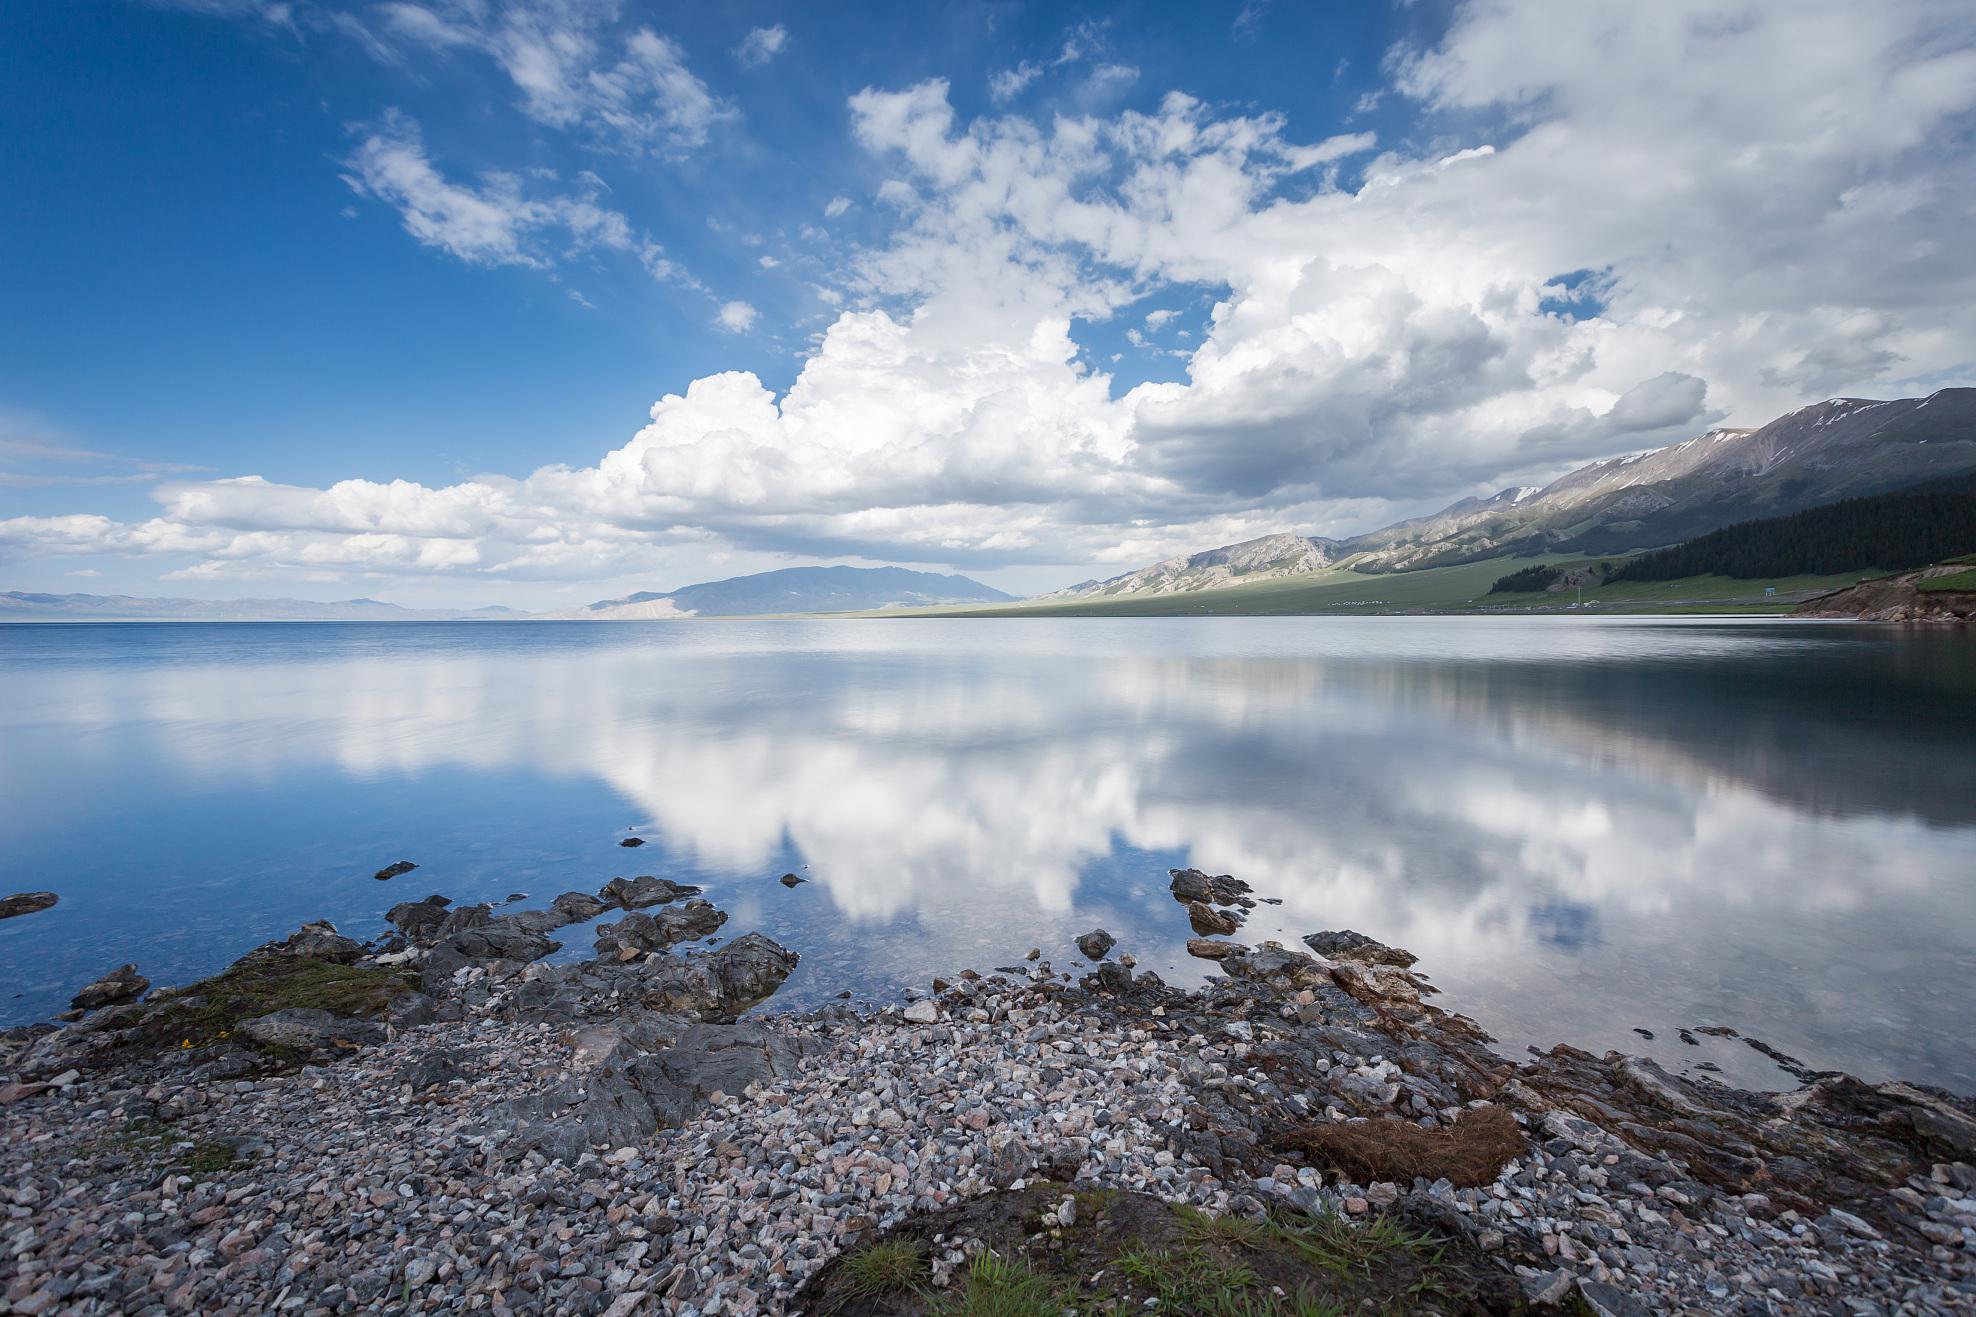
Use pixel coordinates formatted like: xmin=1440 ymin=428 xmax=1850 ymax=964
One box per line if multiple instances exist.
xmin=1793 ymin=564 xmax=1976 ymax=622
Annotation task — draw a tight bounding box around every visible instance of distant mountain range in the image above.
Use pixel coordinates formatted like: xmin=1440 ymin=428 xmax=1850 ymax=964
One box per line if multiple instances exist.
xmin=1 ymin=565 xmax=1014 ymax=623
xmin=1047 ymin=387 xmax=1976 ymax=602
xmin=0 ymin=592 xmax=525 ymax=622
xmin=550 ymin=566 xmax=1013 ymax=619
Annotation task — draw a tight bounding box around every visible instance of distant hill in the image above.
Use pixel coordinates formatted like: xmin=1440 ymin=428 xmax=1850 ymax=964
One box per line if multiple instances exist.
xmin=1611 ymin=480 xmax=1976 ymax=582
xmin=1041 ymin=387 xmax=1976 ymax=602
xmin=0 ymin=592 xmax=522 ymax=622
xmin=1044 ymin=532 xmax=1333 ymax=602
xmin=553 ymin=566 xmax=1013 ymax=619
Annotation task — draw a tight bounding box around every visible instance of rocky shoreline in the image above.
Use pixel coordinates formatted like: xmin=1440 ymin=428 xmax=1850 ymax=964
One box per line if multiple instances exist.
xmin=2 ymin=870 xmax=1973 ymax=1316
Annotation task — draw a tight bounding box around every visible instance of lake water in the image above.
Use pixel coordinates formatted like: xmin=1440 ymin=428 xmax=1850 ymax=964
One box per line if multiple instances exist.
xmin=2 ymin=618 xmax=1972 ymax=1092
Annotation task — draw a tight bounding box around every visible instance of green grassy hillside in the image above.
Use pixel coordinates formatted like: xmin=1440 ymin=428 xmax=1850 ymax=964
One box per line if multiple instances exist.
xmin=896 ymin=553 xmax=1871 ymax=618
xmin=922 ymin=556 xmax=1570 ymax=616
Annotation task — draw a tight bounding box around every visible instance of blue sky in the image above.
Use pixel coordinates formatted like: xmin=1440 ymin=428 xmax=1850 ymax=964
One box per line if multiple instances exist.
xmin=4 ymin=0 xmax=1973 ymax=605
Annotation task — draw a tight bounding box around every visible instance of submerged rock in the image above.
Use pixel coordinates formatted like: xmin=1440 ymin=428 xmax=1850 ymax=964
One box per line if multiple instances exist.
xmin=1075 ymin=929 xmax=1116 ymax=960
xmin=372 ymin=860 xmax=418 ymax=882
xmin=779 ymin=871 xmax=806 ymax=887
xmin=70 ymin=965 xmax=149 ymax=1012
xmin=618 ymin=836 xmax=646 ymax=848
xmin=0 ymin=891 xmax=58 ymax=920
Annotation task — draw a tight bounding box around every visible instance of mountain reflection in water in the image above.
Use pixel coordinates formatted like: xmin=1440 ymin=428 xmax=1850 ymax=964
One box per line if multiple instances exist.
xmin=1 ymin=618 xmax=1971 ymax=1091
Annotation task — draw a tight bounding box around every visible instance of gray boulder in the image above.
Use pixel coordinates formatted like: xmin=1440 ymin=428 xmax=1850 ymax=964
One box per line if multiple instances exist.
xmin=594 ymin=900 xmax=727 ymax=960
xmin=386 ymin=895 xmax=453 ymax=946
xmin=386 ymin=991 xmax=439 ymax=1031
xmin=422 ymin=921 xmax=559 ymax=992
xmin=1302 ymin=929 xmax=1418 ymax=968
xmin=435 ymin=904 xmax=494 ymax=937
xmin=241 ymin=1007 xmax=384 ymax=1050
xmin=636 ymin=933 xmax=798 ymax=1021
xmin=269 ymin=920 xmax=366 ymax=964
xmin=598 ymin=875 xmax=700 ymax=910
xmin=398 ymin=1049 xmax=468 ymax=1091
xmin=551 ymin=891 xmax=608 ymax=922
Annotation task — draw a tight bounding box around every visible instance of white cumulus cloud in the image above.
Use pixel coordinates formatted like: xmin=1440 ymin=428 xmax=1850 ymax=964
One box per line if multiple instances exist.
xmin=14 ymin=0 xmax=1976 ymax=598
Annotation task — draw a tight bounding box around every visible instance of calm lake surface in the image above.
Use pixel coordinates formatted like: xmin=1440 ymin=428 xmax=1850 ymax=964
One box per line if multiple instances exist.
xmin=2 ymin=618 xmax=1972 ymax=1091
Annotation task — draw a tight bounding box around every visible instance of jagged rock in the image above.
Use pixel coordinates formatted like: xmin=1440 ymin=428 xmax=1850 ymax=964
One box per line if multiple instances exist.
xmin=436 ymin=903 xmax=493 ymax=937
xmin=70 ymin=965 xmax=149 ymax=1011
xmin=372 ymin=860 xmax=418 ymax=881
xmin=902 ymin=1000 xmax=939 ymax=1023
xmin=1303 ymin=929 xmax=1418 ymax=968
xmin=240 ymin=1008 xmax=384 ymax=1051
xmin=1220 ymin=943 xmax=1331 ymax=990
xmin=1186 ymin=938 xmax=1247 ymax=960
xmin=593 ymin=900 xmax=727 ymax=959
xmin=597 ymin=875 xmax=700 ymax=910
xmin=634 ymin=933 xmax=799 ymax=1021
xmin=1074 ymin=929 xmax=1116 ymax=960
xmin=1086 ymin=963 xmax=1135 ymax=995
xmin=1169 ymin=869 xmax=1253 ymax=906
xmin=0 ymin=891 xmax=58 ymax=920
xmin=1577 ymin=1279 xmax=1650 ymax=1316
xmin=268 ymin=920 xmax=366 ymax=964
xmin=1187 ymin=902 xmax=1241 ymax=937
xmin=502 ymin=907 xmax=578 ymax=937
xmin=550 ymin=891 xmax=608 ymax=921
xmin=386 ymin=895 xmax=453 ymax=946
xmin=422 ymin=922 xmax=559 ymax=993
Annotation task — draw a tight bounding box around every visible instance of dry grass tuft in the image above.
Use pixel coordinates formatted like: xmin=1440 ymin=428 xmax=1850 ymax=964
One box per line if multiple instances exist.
xmin=1277 ymin=1104 xmax=1524 ymax=1189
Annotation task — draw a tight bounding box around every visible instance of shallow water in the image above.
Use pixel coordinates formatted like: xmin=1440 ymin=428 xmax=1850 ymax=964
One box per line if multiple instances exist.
xmin=2 ymin=617 xmax=1972 ymax=1091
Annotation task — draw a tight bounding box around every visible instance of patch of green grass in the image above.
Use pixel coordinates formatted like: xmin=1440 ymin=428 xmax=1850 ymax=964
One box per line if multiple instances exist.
xmin=133 ymin=955 xmax=416 ymax=1054
xmin=1918 ymin=566 xmax=1976 ymax=592
xmin=1115 ymin=1245 xmax=1260 ymax=1311
xmin=1574 ymin=569 xmax=1876 ymax=608
xmin=100 ymin=1118 xmax=241 ymax=1176
xmin=1116 ymin=1243 xmax=1351 ymax=1317
xmin=1174 ymin=1203 xmax=1270 ymax=1251
xmin=825 ymin=1239 xmax=927 ymax=1311
xmin=1273 ymin=1213 xmax=1441 ymax=1279
xmin=929 ymin=1253 xmax=1066 ymax=1317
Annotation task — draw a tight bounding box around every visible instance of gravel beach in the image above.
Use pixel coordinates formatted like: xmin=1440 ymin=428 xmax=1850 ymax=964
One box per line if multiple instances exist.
xmin=3 ymin=871 xmax=1973 ymax=1316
